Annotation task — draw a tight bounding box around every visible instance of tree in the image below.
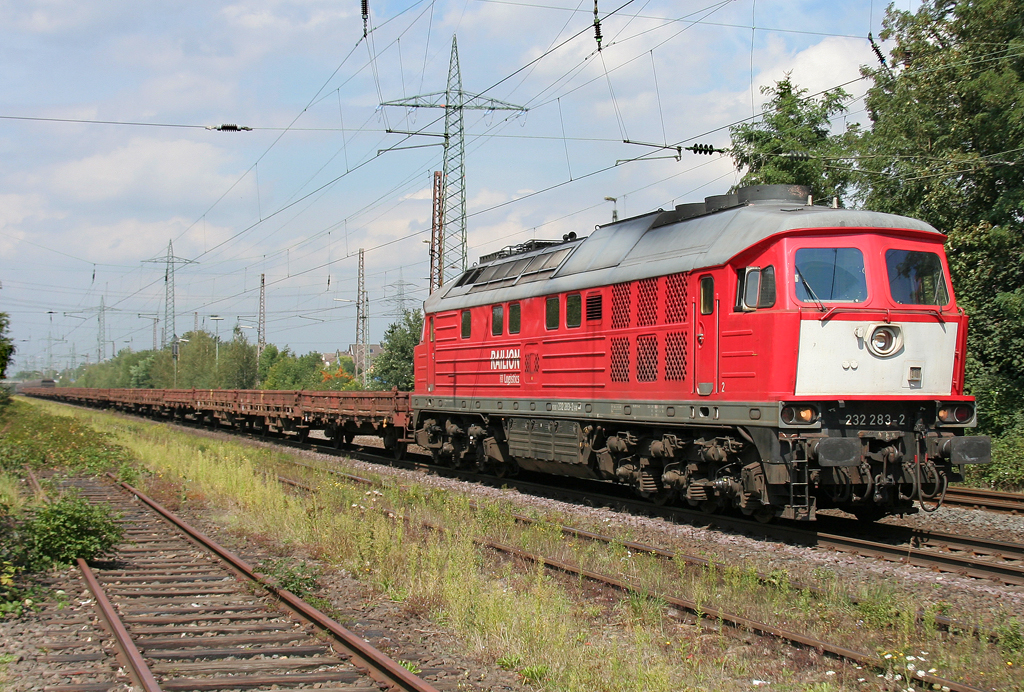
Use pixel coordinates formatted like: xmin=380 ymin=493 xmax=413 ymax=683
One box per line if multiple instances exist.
xmin=369 ymin=310 xmax=423 ymax=391
xmin=257 ymin=344 xmax=283 ymax=385
xmin=262 ymin=351 xmax=324 ymax=390
xmin=0 ymin=313 xmax=14 ymax=380
xmin=219 ymin=328 xmax=257 ymax=389
xmin=729 ymin=75 xmax=858 ymax=202
xmin=859 ymin=0 xmax=1024 ymax=437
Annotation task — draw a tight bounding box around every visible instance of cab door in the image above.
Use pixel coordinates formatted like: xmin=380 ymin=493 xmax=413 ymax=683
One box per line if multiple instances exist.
xmin=694 ymin=275 xmax=718 ymax=395
xmin=425 ymin=315 xmax=436 ymax=392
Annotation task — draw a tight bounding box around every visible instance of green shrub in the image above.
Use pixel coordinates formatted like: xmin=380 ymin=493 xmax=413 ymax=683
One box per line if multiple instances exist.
xmin=18 ymin=493 xmax=123 ymax=570
xmin=258 ymin=557 xmax=321 ymax=598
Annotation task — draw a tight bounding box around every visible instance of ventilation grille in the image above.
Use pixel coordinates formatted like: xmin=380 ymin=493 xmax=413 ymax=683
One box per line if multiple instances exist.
xmin=611 ymin=283 xmax=630 ymax=329
xmin=636 ymin=335 xmax=659 ymax=382
xmin=586 ymin=293 xmax=603 ymax=322
xmin=524 ymin=353 xmax=541 ymax=374
xmin=610 ymin=337 xmax=630 ymax=382
xmin=665 ymin=331 xmax=688 ymax=382
xmin=637 ymin=278 xmax=658 ymax=327
xmin=665 ymin=273 xmax=688 ymax=324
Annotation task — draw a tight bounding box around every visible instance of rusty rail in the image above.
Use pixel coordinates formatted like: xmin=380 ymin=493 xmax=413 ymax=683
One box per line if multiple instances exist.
xmin=106 ymin=474 xmax=438 ymax=692
xmin=77 ymin=557 xmax=164 ymax=692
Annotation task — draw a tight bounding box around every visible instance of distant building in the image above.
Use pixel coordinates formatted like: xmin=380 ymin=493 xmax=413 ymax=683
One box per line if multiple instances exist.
xmin=336 ymin=344 xmax=383 ymax=372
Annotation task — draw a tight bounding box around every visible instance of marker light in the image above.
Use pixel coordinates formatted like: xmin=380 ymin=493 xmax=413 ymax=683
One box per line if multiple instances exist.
xmin=782 ymin=405 xmax=819 ymax=425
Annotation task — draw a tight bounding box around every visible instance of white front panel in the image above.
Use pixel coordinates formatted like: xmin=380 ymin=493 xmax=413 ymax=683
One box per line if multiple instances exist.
xmin=794 ymin=320 xmax=957 ymax=396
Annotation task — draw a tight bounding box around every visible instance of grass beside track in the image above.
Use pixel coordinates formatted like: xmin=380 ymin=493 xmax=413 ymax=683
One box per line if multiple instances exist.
xmin=14 ymin=398 xmax=1024 ymax=692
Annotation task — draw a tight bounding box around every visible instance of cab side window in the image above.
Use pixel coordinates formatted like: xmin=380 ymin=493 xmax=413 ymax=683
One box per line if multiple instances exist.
xmin=700 ymin=276 xmax=714 ymax=315
xmin=461 ymin=310 xmax=471 ymax=339
xmin=737 ymin=266 xmax=776 ymax=311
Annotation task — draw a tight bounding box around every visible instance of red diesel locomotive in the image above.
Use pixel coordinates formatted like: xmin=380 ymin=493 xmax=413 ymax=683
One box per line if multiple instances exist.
xmin=412 ymin=184 xmax=991 ymax=521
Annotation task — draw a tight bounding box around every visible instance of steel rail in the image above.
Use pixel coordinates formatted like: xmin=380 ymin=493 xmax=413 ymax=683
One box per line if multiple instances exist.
xmin=276 ymin=472 xmax=987 ymax=692
xmin=944 ymin=486 xmax=1024 ymax=515
xmin=77 ymin=557 xmax=164 ymax=692
xmin=105 ymin=474 xmax=440 ymax=692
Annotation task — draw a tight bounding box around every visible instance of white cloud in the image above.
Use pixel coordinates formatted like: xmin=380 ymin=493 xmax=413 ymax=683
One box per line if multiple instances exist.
xmin=49 ymin=137 xmax=238 ymax=205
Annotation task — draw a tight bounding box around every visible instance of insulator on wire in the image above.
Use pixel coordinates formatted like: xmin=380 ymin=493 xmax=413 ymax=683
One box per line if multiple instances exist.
xmin=782 ymin=151 xmax=812 ymax=161
xmin=362 ymin=0 xmax=369 ymax=37
xmin=593 ymin=0 xmax=602 ymax=51
xmin=687 ymin=143 xmax=718 ymax=155
xmin=867 ymin=32 xmax=888 ymax=70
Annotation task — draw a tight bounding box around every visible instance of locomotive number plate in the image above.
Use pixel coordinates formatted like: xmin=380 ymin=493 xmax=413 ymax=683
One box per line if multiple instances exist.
xmin=841 ymin=412 xmax=907 ymax=428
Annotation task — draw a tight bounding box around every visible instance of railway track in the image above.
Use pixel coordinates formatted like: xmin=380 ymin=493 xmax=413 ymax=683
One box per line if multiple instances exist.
xmin=33 ymin=473 xmax=439 ymax=692
xmin=85 ymin=410 xmax=1024 ymax=588
xmin=273 ymin=467 xmax=992 ymax=692
xmin=943 ymin=485 xmax=1024 ymax=515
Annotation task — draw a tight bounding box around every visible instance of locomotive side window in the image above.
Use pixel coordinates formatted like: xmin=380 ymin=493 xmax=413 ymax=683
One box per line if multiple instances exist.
xmin=566 ymin=294 xmax=582 ymax=328
xmin=794 ymin=248 xmax=867 ymax=303
xmin=738 ymin=266 xmax=777 ymax=311
xmin=461 ymin=310 xmax=471 ymax=339
xmin=509 ymin=303 xmax=521 ymax=334
xmin=546 ymin=296 xmax=559 ymax=330
xmin=429 ymin=317 xmax=435 ymax=342
xmin=492 ymin=305 xmax=504 ymax=336
xmin=700 ymin=276 xmax=714 ymax=315
xmin=885 ymin=250 xmax=950 ymax=305
xmin=759 ymin=266 xmax=776 ymax=307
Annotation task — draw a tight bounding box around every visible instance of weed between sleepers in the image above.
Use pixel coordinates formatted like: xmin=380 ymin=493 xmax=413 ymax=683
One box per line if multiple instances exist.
xmin=21 ymin=397 xmax=1024 ymax=691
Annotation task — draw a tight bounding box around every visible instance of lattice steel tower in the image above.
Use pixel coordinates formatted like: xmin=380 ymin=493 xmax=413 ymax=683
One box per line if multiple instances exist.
xmin=355 ymin=249 xmax=369 ymax=387
xmin=144 ymin=241 xmax=196 ymax=346
xmin=382 ymin=35 xmax=526 ymax=286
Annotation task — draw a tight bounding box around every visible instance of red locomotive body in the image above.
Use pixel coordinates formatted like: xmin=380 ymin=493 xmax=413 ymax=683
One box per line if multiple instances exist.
xmin=412 ymin=184 xmax=990 ymax=520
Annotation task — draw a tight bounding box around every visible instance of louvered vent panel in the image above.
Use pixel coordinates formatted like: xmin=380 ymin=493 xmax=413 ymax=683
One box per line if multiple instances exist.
xmin=610 ymin=337 xmax=631 ymax=382
xmin=636 ymin=335 xmax=659 ymax=382
xmin=637 ymin=278 xmax=658 ymax=327
xmin=586 ymin=294 xmax=603 ymax=322
xmin=665 ymin=272 xmax=688 ymax=324
xmin=611 ymin=283 xmax=630 ymax=329
xmin=665 ymin=331 xmax=688 ymax=382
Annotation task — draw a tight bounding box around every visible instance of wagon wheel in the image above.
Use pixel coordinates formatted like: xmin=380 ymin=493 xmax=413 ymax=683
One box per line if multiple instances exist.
xmin=343 ymin=431 xmax=356 ymax=445
xmin=390 ymin=442 xmax=407 ymax=461
xmin=650 ymin=489 xmax=676 ymax=507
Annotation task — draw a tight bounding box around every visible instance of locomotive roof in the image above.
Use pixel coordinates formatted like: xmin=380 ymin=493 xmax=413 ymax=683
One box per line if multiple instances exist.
xmin=424 ymin=187 xmax=942 ymax=313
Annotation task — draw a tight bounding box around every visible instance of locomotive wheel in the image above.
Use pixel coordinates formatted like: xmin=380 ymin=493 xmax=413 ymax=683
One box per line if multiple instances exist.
xmin=752 ymin=506 xmax=775 ymax=524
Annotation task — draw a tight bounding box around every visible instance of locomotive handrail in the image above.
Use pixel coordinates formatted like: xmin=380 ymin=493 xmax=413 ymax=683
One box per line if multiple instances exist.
xmin=815 ymin=305 xmax=947 ymax=323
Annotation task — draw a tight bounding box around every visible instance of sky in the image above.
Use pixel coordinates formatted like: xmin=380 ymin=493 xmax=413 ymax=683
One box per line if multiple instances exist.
xmin=0 ymin=0 xmax=914 ymax=376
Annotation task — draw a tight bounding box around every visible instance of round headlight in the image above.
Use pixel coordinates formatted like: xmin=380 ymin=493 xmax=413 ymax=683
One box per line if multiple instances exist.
xmin=867 ymin=325 xmax=902 ymax=357
xmin=954 ymin=405 xmax=973 ymax=423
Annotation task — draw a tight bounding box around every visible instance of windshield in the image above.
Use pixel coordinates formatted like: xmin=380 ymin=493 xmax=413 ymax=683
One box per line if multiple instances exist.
xmin=886 ymin=249 xmax=950 ymax=305
xmin=794 ymin=248 xmax=868 ymax=303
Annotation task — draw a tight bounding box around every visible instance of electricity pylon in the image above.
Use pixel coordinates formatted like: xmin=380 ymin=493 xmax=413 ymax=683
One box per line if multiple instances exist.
xmin=381 ymin=35 xmax=526 ymax=286
xmin=144 ymin=240 xmax=196 ymax=347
